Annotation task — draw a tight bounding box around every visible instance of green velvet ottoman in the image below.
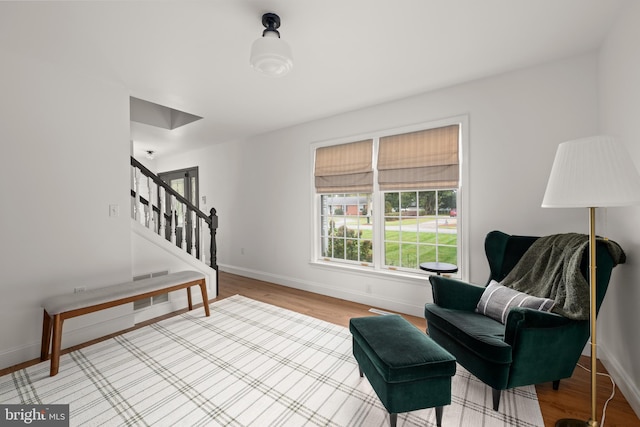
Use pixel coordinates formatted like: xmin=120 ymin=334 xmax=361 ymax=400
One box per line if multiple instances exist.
xmin=349 ymin=315 xmax=456 ymax=427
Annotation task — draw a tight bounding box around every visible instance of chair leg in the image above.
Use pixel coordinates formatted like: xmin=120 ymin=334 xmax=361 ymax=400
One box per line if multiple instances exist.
xmin=492 ymin=388 xmax=501 ymax=411
xmin=435 ymin=406 xmax=443 ymax=427
xmin=553 ymin=380 xmax=560 ymax=390
xmin=389 ymin=413 xmax=397 ymax=427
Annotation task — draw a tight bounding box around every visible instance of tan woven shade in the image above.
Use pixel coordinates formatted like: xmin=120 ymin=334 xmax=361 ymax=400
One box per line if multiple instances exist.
xmin=315 ymin=139 xmax=373 ymax=193
xmin=378 ymin=125 xmax=459 ymax=190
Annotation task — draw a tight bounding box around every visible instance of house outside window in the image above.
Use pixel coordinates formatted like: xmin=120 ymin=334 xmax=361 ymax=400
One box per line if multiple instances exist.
xmin=320 ymin=193 xmax=373 ymax=263
xmin=313 ymin=118 xmax=466 ymax=276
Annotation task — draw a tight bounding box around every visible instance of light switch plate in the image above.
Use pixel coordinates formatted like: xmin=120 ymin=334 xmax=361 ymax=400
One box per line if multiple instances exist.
xmin=109 ymin=204 xmax=120 ymax=217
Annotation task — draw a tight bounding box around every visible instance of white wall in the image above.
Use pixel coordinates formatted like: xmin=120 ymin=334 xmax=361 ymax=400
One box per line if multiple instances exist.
xmin=598 ymin=0 xmax=640 ymax=416
xmin=0 ymin=49 xmax=132 ymax=369
xmin=157 ymin=52 xmax=599 ymax=317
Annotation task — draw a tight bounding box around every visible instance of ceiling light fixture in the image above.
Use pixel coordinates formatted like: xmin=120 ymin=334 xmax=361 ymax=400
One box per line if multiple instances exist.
xmin=250 ymin=13 xmax=293 ymax=77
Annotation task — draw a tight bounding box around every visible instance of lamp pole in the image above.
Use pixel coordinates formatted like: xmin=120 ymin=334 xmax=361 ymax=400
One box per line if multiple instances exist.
xmin=587 ymin=207 xmax=598 ymax=427
xmin=543 ymin=136 xmax=640 ymax=427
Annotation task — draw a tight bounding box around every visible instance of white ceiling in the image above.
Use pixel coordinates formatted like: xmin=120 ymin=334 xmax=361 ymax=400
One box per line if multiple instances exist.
xmin=0 ymin=1 xmax=628 ymax=158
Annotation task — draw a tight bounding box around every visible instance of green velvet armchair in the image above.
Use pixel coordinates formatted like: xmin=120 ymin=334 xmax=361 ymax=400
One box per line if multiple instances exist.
xmin=424 ymin=230 xmax=618 ymax=411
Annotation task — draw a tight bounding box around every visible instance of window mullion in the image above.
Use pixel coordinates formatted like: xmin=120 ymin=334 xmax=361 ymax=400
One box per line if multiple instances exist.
xmin=435 ymin=190 xmax=439 ymax=262
xmin=372 ymin=137 xmax=385 ymax=270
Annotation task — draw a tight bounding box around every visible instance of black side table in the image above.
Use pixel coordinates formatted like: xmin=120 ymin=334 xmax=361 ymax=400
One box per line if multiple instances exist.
xmin=419 ymin=262 xmax=458 ymax=276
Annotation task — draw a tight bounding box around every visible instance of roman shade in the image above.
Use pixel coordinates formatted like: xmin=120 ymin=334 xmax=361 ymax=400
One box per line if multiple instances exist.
xmin=315 ymin=139 xmax=373 ymax=193
xmin=378 ymin=125 xmax=459 ymax=190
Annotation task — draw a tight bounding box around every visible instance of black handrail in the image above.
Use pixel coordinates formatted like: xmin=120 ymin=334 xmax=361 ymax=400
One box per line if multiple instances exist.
xmin=130 ymin=157 xmax=218 ymax=274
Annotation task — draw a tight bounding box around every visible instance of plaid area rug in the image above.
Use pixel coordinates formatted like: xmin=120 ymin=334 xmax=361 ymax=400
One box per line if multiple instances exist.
xmin=0 ymin=295 xmax=544 ymax=426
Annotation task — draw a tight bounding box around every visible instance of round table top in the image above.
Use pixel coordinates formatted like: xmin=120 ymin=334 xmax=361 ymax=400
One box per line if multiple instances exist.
xmin=419 ymin=262 xmax=458 ymax=274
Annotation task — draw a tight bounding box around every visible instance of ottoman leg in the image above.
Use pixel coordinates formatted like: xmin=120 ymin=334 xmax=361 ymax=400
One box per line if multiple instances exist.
xmin=389 ymin=413 xmax=397 ymax=427
xmin=436 ymin=406 xmax=443 ymax=427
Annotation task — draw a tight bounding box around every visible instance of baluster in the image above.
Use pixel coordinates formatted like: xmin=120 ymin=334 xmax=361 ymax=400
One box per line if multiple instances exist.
xmin=152 ymin=179 xmax=158 ymax=232
xmin=209 ymin=208 xmax=218 ymax=271
xmin=170 ymin=195 xmax=177 ymax=245
xmin=134 ymin=168 xmax=141 ymax=222
xmin=191 ymin=211 xmax=197 ymax=254
xmin=181 ymin=203 xmax=187 ymax=250
xmin=200 ymin=217 xmax=206 ymax=263
xmin=145 ymin=175 xmax=152 ymax=228
xmin=159 ymin=187 xmax=166 ymax=238
xmin=130 ymin=165 xmax=135 ymax=219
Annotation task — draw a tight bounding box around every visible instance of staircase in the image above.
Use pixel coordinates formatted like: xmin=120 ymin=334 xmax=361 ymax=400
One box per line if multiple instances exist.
xmin=130 ymin=157 xmax=218 ymax=287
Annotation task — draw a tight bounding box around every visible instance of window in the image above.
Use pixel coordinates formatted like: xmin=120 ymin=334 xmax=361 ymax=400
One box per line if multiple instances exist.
xmin=320 ymin=193 xmax=373 ymax=263
xmin=383 ymin=190 xmax=457 ymax=269
xmin=313 ymin=120 xmax=464 ymax=275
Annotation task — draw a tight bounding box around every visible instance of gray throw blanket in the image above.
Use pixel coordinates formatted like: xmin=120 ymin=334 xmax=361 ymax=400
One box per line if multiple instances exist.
xmin=501 ymin=233 xmax=625 ymax=320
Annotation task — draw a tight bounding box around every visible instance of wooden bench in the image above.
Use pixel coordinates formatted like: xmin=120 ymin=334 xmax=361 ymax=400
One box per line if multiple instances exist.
xmin=40 ymin=270 xmax=210 ymax=376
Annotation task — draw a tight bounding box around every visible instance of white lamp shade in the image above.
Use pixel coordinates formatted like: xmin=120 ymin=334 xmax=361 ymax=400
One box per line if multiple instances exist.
xmin=542 ymin=135 xmax=640 ymax=208
xmin=250 ymin=32 xmax=293 ymax=77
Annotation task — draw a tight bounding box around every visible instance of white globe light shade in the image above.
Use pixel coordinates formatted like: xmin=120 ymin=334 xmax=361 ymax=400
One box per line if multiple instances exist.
xmin=250 ymin=32 xmax=293 ymax=77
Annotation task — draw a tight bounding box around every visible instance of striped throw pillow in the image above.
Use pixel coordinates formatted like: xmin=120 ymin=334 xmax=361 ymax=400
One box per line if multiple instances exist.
xmin=476 ymin=280 xmax=555 ymax=324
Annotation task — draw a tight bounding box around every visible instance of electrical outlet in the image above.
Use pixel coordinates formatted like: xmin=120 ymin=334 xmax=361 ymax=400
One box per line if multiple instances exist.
xmin=109 ymin=204 xmax=120 ymax=217
xmin=74 ymin=287 xmax=86 ymax=293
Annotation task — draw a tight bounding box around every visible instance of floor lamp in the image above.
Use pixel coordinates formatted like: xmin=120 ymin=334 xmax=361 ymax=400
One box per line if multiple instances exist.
xmin=541 ymin=135 xmax=640 ymax=427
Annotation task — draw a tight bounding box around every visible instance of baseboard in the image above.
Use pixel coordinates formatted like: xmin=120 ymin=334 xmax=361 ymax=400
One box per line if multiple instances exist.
xmin=598 ymin=345 xmax=640 ymax=419
xmin=218 ymin=264 xmax=425 ymax=318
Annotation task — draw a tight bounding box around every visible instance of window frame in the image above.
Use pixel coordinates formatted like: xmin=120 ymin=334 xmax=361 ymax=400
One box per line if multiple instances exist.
xmin=310 ymin=115 xmax=469 ymax=281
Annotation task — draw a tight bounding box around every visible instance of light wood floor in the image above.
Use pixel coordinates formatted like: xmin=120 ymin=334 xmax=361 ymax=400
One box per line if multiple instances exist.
xmin=3 ymin=271 xmax=639 ymax=426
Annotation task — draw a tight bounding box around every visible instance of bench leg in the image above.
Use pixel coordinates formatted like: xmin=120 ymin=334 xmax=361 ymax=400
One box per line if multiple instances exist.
xmin=199 ymin=281 xmax=210 ymax=317
xmin=187 ymin=287 xmax=193 ymax=311
xmin=435 ymin=406 xmax=443 ymax=427
xmin=50 ymin=314 xmax=63 ymax=377
xmin=40 ymin=310 xmax=52 ymax=361
xmin=186 ymin=281 xmax=210 ymax=317
xmin=389 ymin=413 xmax=397 ymax=427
